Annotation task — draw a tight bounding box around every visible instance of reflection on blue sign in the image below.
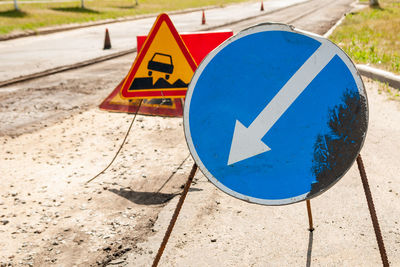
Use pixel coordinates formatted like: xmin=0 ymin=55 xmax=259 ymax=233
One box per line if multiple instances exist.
xmin=184 ymin=24 xmax=368 ymax=205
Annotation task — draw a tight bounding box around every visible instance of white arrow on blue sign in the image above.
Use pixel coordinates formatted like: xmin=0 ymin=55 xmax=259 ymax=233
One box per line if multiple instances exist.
xmin=184 ymin=23 xmax=368 ymax=205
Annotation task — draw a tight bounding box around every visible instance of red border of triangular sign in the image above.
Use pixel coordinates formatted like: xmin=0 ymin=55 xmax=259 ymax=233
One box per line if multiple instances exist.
xmin=120 ymin=13 xmax=197 ymax=99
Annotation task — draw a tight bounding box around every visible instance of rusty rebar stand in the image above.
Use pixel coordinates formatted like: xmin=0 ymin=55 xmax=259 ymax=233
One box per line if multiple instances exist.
xmin=152 ymin=163 xmax=198 ymax=267
xmin=357 ymin=154 xmax=389 ymax=267
xmin=306 ymin=200 xmax=314 ymax=231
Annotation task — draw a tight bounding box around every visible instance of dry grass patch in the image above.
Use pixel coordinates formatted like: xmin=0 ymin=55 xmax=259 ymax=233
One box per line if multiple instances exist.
xmin=377 ymin=80 xmax=400 ymax=101
xmin=330 ymin=0 xmax=400 ymax=74
xmin=0 ymin=0 xmax=249 ymax=35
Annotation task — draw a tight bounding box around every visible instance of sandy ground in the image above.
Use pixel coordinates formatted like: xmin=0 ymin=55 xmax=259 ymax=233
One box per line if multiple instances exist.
xmin=0 ymin=48 xmax=191 ymax=267
xmin=0 ymin=106 xmax=193 ymax=266
xmin=1 ymin=76 xmax=399 ymax=267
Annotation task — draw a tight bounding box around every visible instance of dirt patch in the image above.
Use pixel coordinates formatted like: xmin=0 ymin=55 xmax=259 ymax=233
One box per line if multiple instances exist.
xmin=0 ymin=103 xmax=193 ymax=266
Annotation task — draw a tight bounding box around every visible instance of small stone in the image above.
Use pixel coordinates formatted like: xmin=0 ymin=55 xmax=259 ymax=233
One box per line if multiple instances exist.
xmin=108 ymin=259 xmax=125 ymax=265
xmin=211 ymin=239 xmax=217 ymax=242
xmin=1 ymin=220 xmax=9 ymax=225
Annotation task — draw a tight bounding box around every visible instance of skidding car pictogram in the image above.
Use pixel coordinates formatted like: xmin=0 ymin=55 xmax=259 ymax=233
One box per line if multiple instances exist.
xmin=147 ymin=53 xmax=174 ymax=80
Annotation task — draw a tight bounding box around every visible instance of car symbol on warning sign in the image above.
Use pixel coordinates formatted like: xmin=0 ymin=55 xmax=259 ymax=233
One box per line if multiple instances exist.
xmin=129 ymin=51 xmax=188 ymax=91
xmin=148 ymin=53 xmax=174 ymax=79
xmin=128 ymin=51 xmax=189 ymax=91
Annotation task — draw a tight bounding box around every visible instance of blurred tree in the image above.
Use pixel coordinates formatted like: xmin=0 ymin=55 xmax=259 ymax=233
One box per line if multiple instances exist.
xmin=81 ymin=0 xmax=85 ymax=9
xmin=13 ymin=0 xmax=19 ymax=11
xmin=369 ymin=0 xmax=380 ymax=7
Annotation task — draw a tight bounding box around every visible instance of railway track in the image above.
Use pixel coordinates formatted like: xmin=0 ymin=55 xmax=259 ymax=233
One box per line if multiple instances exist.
xmin=0 ymin=0 xmax=349 ymax=88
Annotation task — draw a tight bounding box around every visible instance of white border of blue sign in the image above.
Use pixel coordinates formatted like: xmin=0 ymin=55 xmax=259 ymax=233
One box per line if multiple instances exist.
xmin=184 ymin=23 xmax=368 ymax=205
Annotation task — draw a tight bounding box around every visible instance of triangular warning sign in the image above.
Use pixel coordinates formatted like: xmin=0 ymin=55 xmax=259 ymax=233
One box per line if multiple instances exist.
xmin=100 ymin=30 xmax=233 ymax=115
xmin=120 ymin=13 xmax=197 ymax=99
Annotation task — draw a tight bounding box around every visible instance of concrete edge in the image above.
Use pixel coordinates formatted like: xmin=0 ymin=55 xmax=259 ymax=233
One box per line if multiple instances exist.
xmin=323 ymin=14 xmax=346 ymax=38
xmin=357 ymin=64 xmax=400 ymax=89
xmin=323 ymin=0 xmax=366 ymax=38
xmin=0 ymin=5 xmax=218 ymax=41
xmin=0 ymin=48 xmax=137 ymax=88
xmin=323 ymin=1 xmax=400 ymax=90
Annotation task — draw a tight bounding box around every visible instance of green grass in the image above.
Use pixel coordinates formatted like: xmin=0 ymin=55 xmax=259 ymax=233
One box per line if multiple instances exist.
xmin=377 ymin=80 xmax=400 ymax=100
xmin=330 ymin=0 xmax=400 ymax=74
xmin=0 ymin=0 xmax=249 ymax=35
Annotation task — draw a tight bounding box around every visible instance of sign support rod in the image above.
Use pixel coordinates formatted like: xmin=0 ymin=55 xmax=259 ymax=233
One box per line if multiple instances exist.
xmin=306 ymin=200 xmax=314 ymax=231
xmin=152 ymin=163 xmax=198 ymax=267
xmin=356 ymin=154 xmax=389 ymax=267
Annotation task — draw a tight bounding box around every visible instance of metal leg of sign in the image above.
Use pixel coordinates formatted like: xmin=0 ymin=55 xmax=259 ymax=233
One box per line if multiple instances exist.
xmin=306 ymin=200 xmax=314 ymax=267
xmin=306 ymin=200 xmax=314 ymax=231
xmin=356 ymin=154 xmax=389 ymax=267
xmin=180 ymin=97 xmax=185 ymax=111
xmin=152 ymin=163 xmax=198 ymax=267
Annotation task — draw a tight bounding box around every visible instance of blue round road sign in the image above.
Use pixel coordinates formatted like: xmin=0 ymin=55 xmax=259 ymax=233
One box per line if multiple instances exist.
xmin=184 ymin=24 xmax=368 ymax=205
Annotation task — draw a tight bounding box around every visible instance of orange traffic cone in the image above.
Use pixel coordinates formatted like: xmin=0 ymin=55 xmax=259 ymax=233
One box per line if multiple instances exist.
xmin=104 ymin=28 xmax=111 ymax=50
xmin=260 ymin=1 xmax=264 ymax=11
xmin=201 ymin=10 xmax=206 ymax=25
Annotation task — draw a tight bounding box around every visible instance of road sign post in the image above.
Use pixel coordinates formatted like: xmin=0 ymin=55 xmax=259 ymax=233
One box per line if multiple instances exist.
xmin=153 ymin=22 xmax=389 ymax=266
xmin=184 ymin=23 xmax=368 ymax=205
xmin=153 ymin=23 xmax=390 ymax=266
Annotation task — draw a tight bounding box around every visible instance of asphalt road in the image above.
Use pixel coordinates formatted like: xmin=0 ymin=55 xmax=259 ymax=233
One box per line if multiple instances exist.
xmin=0 ymin=0 xmax=307 ymax=83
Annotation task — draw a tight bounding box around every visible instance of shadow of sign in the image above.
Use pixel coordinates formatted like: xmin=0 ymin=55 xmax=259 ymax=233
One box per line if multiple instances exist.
xmin=306 ymin=231 xmax=313 ymax=267
xmin=109 ymin=188 xmax=177 ymax=205
xmin=109 ymin=186 xmax=203 ymax=205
